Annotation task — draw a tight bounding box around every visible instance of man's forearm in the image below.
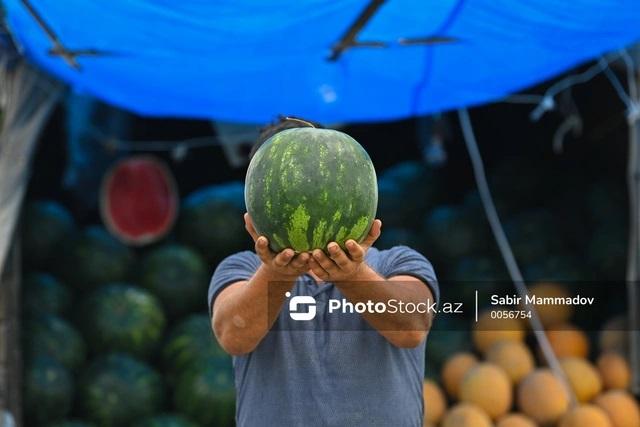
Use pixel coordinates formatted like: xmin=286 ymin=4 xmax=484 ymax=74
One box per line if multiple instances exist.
xmin=336 ymin=265 xmax=434 ymax=347
xmin=213 ymin=265 xmax=294 ymax=355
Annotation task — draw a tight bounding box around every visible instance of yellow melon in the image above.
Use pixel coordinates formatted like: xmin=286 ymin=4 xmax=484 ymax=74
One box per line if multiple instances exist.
xmin=517 ymin=369 xmax=570 ymax=425
xmin=473 ymin=309 xmax=526 ymax=354
xmin=599 ymin=316 xmax=628 ymax=354
xmin=460 ymin=363 xmax=513 ymax=420
xmin=544 ymin=324 xmax=590 ymax=358
xmin=423 ymin=379 xmax=446 ymax=425
xmin=560 ymin=357 xmax=603 ymax=403
xmin=486 ymin=340 xmax=535 ymax=384
xmin=598 ymin=352 xmax=631 ymax=390
xmin=559 ymin=404 xmax=613 ymax=427
xmin=595 ymin=390 xmax=640 ymax=427
xmin=442 ymin=352 xmax=479 ymax=399
xmin=528 ymin=282 xmax=574 ymax=326
xmin=441 ymin=403 xmax=493 ymax=427
xmin=496 ymin=413 xmax=537 ymax=427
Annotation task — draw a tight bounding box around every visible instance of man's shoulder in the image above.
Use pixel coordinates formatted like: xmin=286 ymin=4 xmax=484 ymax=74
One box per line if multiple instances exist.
xmin=367 ymin=245 xmax=422 ymax=260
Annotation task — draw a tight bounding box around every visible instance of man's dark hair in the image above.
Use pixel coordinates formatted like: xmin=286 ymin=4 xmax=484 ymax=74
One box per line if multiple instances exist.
xmin=250 ymin=115 xmax=324 ymax=159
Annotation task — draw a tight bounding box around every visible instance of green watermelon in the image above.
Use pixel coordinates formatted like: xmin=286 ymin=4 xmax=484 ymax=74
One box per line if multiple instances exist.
xmin=55 ymin=226 xmax=134 ymax=291
xmin=377 ymin=161 xmax=439 ymax=228
xmin=24 ymin=356 xmax=74 ymax=426
xmin=375 ymin=227 xmax=424 ymax=252
xmin=448 ymin=256 xmax=506 ymax=304
xmin=422 ymin=205 xmax=486 ymax=262
xmin=79 ymin=284 xmax=166 ymax=358
xmin=503 ymin=210 xmax=564 ymax=264
xmin=133 ymin=414 xmax=198 ymax=427
xmin=23 ymin=314 xmax=86 ymax=371
xmin=79 ymin=353 xmax=163 ymax=427
xmin=174 ymin=357 xmax=235 ymax=427
xmin=586 ymin=179 xmax=626 ymax=226
xmin=177 ymin=182 xmax=250 ymax=263
xmin=162 ymin=314 xmax=230 ymax=382
xmin=424 ymin=318 xmax=472 ymax=376
xmin=245 ymin=128 xmax=378 ymax=252
xmin=22 ymin=200 xmax=75 ymax=269
xmin=22 ymin=272 xmax=71 ymax=316
xmin=139 ymin=244 xmax=208 ymax=318
xmin=523 ymin=255 xmax=585 ymax=281
xmin=450 ymin=256 xmax=506 ymax=282
xmin=49 ymin=421 xmax=97 ymax=427
xmin=589 ymin=224 xmax=626 ymax=279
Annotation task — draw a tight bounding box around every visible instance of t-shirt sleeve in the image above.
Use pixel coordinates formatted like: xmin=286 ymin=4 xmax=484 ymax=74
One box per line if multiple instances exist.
xmin=208 ymin=251 xmax=261 ymax=317
xmin=375 ymin=245 xmax=439 ymax=307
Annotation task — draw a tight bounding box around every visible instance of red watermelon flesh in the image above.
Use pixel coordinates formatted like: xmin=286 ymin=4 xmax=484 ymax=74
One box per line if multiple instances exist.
xmin=101 ymin=156 xmax=178 ymax=245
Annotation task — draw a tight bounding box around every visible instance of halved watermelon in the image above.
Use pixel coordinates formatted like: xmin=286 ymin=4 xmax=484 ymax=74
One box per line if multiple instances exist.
xmin=101 ymin=155 xmax=178 ymax=245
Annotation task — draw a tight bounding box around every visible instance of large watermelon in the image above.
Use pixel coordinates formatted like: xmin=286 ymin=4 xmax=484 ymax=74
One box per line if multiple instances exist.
xmin=448 ymin=256 xmax=506 ymax=304
xmin=79 ymin=283 xmax=166 ymax=358
xmin=100 ymin=155 xmax=179 ymax=246
xmin=375 ymin=227 xmax=424 ymax=253
xmin=23 ymin=356 xmax=74 ymax=426
xmin=523 ymin=255 xmax=585 ymax=281
xmin=162 ymin=314 xmax=230 ymax=382
xmin=589 ymin=224 xmax=626 ymax=280
xmin=23 ymin=314 xmax=86 ymax=371
xmin=503 ymin=210 xmax=564 ymax=264
xmin=79 ymin=353 xmax=163 ymax=427
xmin=422 ymin=205 xmax=486 ymax=263
xmin=174 ymin=357 xmax=235 ymax=427
xmin=22 ymin=272 xmax=71 ymax=316
xmin=133 ymin=414 xmax=198 ymax=427
xmin=55 ymin=226 xmax=134 ymax=291
xmin=22 ymin=200 xmax=75 ymax=269
xmin=377 ymin=161 xmax=439 ymax=228
xmin=245 ymin=128 xmax=378 ymax=252
xmin=139 ymin=244 xmax=208 ymax=318
xmin=177 ymin=182 xmax=250 ymax=262
xmin=424 ymin=318 xmax=472 ymax=375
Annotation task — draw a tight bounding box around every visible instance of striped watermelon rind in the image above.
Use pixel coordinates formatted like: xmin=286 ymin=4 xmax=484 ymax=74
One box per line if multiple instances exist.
xmin=245 ymin=128 xmax=377 ymax=252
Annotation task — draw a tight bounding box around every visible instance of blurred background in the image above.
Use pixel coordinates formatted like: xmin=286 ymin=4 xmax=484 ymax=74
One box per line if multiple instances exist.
xmin=0 ymin=1 xmax=639 ymax=427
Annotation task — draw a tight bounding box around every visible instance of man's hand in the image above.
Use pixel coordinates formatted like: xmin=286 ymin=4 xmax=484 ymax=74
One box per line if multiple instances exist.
xmin=244 ymin=213 xmax=309 ymax=278
xmin=308 ymin=219 xmax=382 ymax=282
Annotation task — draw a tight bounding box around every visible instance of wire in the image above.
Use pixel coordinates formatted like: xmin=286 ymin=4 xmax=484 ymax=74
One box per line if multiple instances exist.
xmin=87 ymin=125 xmax=258 ymax=153
xmin=457 ymin=108 xmax=578 ymax=406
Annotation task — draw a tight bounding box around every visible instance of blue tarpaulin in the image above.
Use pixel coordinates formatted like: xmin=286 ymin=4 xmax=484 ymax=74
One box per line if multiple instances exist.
xmin=4 ymin=0 xmax=640 ymax=123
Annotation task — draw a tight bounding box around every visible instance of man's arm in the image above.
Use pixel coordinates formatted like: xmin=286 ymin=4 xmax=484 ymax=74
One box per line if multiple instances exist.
xmin=211 ymin=214 xmax=309 ymax=356
xmin=308 ymin=220 xmax=436 ymax=348
xmin=336 ymin=267 xmax=434 ymax=348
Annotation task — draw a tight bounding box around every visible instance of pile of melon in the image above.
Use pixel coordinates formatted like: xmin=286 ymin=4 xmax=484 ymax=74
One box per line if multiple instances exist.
xmin=423 ymin=282 xmax=639 ymax=427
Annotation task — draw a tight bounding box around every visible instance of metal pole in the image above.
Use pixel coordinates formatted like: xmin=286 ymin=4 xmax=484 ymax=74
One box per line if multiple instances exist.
xmin=629 ymin=103 xmax=640 ymax=396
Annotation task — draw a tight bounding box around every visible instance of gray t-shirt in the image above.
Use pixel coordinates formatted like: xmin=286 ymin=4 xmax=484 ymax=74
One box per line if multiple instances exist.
xmin=209 ymin=245 xmax=438 ymax=427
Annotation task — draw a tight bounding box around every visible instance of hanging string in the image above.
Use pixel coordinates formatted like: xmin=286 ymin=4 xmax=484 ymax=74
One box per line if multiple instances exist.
xmin=86 ymin=125 xmax=259 ymax=153
xmin=457 ymin=108 xmax=578 ymax=406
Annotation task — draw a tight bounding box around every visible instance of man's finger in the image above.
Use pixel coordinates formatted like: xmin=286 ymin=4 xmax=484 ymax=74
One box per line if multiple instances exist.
xmin=289 ymin=252 xmax=309 ymax=270
xmin=308 ymin=257 xmax=329 ymax=280
xmin=313 ymin=249 xmax=337 ymax=272
xmin=346 ymin=240 xmax=365 ymax=263
xmin=244 ymin=213 xmax=259 ymax=241
xmin=361 ymin=219 xmax=382 ymax=248
xmin=327 ymin=242 xmax=351 ymax=269
xmin=254 ymin=236 xmax=273 ymax=263
xmin=273 ymin=248 xmax=294 ymax=268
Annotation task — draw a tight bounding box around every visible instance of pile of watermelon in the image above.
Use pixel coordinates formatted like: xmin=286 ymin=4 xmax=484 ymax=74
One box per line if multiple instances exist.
xmin=21 ymin=183 xmax=251 ymax=427
xmin=19 ymin=131 xmax=631 ymax=425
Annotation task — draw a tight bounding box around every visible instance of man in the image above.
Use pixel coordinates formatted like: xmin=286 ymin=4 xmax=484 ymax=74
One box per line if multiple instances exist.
xmin=209 ymin=117 xmax=439 ymax=426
